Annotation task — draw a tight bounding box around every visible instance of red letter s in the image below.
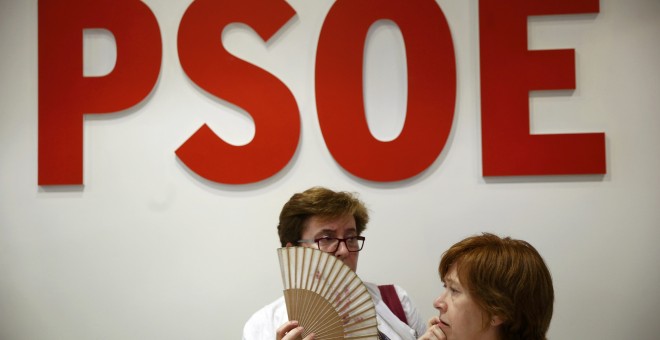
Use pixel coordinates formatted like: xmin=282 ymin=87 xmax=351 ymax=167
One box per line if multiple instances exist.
xmin=177 ymin=0 xmax=300 ymax=184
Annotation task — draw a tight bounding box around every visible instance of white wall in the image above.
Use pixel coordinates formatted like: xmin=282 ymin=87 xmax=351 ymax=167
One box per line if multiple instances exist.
xmin=1 ymin=0 xmax=659 ymax=339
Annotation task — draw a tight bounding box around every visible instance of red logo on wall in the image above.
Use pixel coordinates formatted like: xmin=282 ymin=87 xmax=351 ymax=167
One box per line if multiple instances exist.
xmin=38 ymin=0 xmax=605 ymax=186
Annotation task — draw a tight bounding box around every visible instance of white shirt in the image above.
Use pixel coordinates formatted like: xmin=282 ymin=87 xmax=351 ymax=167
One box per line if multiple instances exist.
xmin=242 ymin=282 xmax=426 ymax=340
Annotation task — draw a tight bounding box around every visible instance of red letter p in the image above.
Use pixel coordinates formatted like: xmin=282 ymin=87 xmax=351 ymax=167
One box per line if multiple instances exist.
xmin=38 ymin=0 xmax=161 ymax=185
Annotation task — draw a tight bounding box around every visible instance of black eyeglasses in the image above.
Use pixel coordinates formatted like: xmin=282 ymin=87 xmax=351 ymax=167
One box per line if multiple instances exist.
xmin=297 ymin=236 xmax=366 ymax=253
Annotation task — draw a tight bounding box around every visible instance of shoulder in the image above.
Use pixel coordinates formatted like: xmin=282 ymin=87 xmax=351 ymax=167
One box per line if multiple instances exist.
xmin=242 ymin=297 xmax=286 ymax=340
xmin=365 ymin=282 xmax=412 ymax=299
xmin=367 ymin=282 xmax=427 ymax=336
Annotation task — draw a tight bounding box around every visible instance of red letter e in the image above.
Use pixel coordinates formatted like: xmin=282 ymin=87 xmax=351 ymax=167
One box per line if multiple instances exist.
xmin=480 ymin=0 xmax=606 ymax=176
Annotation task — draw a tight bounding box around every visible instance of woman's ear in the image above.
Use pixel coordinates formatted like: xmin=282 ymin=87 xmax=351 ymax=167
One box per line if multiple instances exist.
xmin=490 ymin=315 xmax=505 ymax=327
xmin=285 ymin=242 xmax=293 ymax=247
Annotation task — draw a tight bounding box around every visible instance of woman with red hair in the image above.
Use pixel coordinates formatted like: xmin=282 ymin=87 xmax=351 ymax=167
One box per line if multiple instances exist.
xmin=419 ymin=233 xmax=554 ymax=340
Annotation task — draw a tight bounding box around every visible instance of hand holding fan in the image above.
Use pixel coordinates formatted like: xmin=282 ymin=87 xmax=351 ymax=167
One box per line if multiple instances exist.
xmin=277 ymin=246 xmax=380 ymax=339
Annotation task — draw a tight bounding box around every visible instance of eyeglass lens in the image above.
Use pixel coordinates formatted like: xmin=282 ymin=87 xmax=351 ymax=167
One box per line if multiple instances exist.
xmin=317 ymin=237 xmax=363 ymax=252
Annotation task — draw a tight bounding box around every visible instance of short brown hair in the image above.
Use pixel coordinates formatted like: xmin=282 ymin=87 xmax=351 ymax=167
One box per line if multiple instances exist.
xmin=277 ymin=187 xmax=369 ymax=247
xmin=439 ymin=233 xmax=554 ymax=340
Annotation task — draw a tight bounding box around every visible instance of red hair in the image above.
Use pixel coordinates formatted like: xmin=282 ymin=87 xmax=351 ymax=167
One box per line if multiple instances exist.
xmin=439 ymin=233 xmax=554 ymax=340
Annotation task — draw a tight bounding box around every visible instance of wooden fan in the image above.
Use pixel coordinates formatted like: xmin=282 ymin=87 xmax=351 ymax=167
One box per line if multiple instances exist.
xmin=278 ymin=246 xmax=380 ymax=339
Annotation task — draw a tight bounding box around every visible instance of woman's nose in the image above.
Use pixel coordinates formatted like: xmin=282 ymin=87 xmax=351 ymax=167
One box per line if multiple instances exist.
xmin=433 ymin=293 xmax=447 ymax=313
xmin=334 ymin=240 xmax=350 ymax=258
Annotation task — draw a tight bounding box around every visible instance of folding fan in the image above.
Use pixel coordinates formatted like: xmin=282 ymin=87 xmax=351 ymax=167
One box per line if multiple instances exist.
xmin=277 ymin=246 xmax=380 ymax=340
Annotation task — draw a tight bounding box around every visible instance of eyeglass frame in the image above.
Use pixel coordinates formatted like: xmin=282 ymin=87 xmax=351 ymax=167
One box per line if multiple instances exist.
xmin=297 ymin=236 xmax=366 ymax=253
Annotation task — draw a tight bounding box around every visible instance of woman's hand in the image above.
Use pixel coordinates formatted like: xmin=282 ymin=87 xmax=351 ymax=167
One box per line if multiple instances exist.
xmin=417 ymin=316 xmax=446 ymax=340
xmin=276 ymin=320 xmax=315 ymax=340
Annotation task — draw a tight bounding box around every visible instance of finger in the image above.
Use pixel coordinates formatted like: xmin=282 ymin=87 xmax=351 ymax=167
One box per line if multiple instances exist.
xmin=282 ymin=326 xmax=305 ymax=340
xmin=276 ymin=321 xmax=299 ymax=340
xmin=419 ymin=324 xmax=446 ymax=340
xmin=417 ymin=330 xmax=435 ymax=340
xmin=303 ymin=332 xmax=315 ymax=340
xmin=429 ymin=324 xmax=446 ymax=340
xmin=427 ymin=316 xmax=441 ymax=328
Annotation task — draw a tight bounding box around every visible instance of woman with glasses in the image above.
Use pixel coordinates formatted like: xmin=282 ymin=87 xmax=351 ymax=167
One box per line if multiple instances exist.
xmin=242 ymin=186 xmax=426 ymax=340
xmin=418 ymin=233 xmax=554 ymax=340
